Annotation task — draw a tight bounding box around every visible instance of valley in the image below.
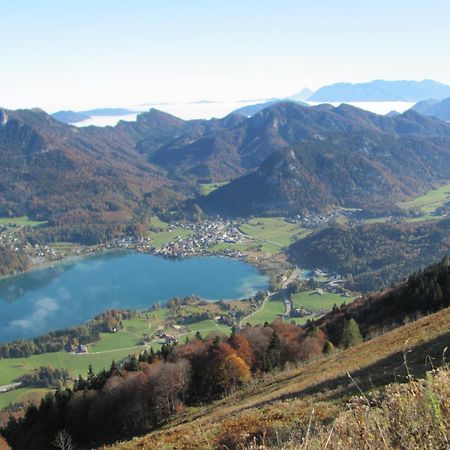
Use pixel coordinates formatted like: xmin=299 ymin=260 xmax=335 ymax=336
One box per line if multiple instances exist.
xmin=1 ymin=93 xmax=450 ymax=450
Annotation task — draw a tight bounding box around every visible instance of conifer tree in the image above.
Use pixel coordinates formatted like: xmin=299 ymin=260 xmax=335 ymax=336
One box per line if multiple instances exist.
xmin=339 ymin=318 xmax=362 ymax=349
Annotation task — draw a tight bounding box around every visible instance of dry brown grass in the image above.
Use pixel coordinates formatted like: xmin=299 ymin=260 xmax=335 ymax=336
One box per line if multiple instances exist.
xmin=102 ymin=307 xmax=450 ymax=450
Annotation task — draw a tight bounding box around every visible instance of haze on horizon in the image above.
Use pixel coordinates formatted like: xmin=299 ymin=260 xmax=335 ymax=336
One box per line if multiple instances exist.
xmin=1 ymin=0 xmax=450 ymax=112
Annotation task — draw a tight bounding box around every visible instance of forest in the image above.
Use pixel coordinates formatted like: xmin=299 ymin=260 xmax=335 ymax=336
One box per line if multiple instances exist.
xmin=0 ymin=246 xmax=29 ymax=277
xmin=316 ymin=256 xmax=450 ymax=343
xmin=288 ymin=218 xmax=450 ymax=291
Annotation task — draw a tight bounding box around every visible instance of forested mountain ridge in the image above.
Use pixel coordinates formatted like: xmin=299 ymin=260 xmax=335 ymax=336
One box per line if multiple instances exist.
xmin=2 ymin=103 xmax=450 ymax=235
xmin=314 ymin=255 xmax=450 ymax=342
xmin=0 ymin=108 xmax=185 ymax=239
xmin=199 ymin=130 xmax=450 ymax=216
xmin=288 ymin=218 xmax=450 ymax=292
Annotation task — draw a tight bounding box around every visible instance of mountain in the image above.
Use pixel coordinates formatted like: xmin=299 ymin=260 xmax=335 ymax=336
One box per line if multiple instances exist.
xmin=410 ymin=97 xmax=450 ymax=121
xmin=151 ymin=102 xmax=450 ymax=183
xmin=197 ymin=104 xmax=450 ymax=216
xmin=80 ymin=108 xmax=137 ymax=116
xmin=0 ymin=106 xmax=254 ymax=241
xmin=0 ymin=108 xmax=188 ymax=242
xmin=52 ymin=108 xmax=140 ymax=124
xmin=288 ymin=87 xmax=314 ymax=101
xmin=288 ymin=218 xmax=450 ymax=292
xmin=231 ymin=99 xmax=307 ymax=117
xmin=51 ymin=110 xmax=90 ymax=124
xmin=308 ymin=79 xmax=450 ymax=102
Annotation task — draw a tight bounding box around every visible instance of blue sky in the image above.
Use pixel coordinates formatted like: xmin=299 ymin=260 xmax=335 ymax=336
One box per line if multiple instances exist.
xmin=1 ymin=0 xmax=449 ymax=111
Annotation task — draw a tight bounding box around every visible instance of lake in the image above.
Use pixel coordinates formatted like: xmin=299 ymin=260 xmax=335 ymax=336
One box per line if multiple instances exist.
xmin=0 ymin=251 xmax=268 ymax=343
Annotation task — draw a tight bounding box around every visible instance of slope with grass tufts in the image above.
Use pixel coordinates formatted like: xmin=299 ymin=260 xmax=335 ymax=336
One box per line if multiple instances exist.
xmin=104 ymin=304 xmax=450 ymax=449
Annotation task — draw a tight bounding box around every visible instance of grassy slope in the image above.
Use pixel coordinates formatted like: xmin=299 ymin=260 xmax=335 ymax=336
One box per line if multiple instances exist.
xmin=398 ymin=182 xmax=450 ymax=220
xmin=146 ymin=215 xmax=195 ymax=248
xmin=106 ymin=307 xmax=450 ymax=449
xmin=0 ymin=216 xmax=46 ymax=228
xmin=246 ymin=292 xmax=285 ymax=325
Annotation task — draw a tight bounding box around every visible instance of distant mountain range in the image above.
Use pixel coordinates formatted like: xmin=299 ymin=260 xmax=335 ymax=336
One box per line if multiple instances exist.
xmin=289 ymin=87 xmax=314 ymax=101
xmin=308 ymin=79 xmax=450 ymax=102
xmin=410 ymin=97 xmax=450 ymax=121
xmin=52 ymin=108 xmax=139 ymax=124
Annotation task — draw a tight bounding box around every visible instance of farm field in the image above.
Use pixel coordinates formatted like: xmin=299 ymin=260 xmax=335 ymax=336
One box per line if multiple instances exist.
xmin=0 ymin=348 xmax=139 ymax=390
xmin=148 ymin=224 xmax=194 ymax=248
xmin=89 ymin=314 xmax=170 ymax=353
xmin=291 ymin=290 xmax=352 ymax=312
xmin=246 ymin=292 xmax=285 ymax=325
xmin=239 ymin=217 xmax=310 ymax=252
xmin=182 ymin=319 xmax=232 ymax=340
xmin=0 ymin=388 xmax=50 ymax=409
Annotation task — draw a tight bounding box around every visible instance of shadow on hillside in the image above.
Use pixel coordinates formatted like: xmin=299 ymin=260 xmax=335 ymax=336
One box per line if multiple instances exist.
xmin=252 ymin=330 xmax=450 ymax=409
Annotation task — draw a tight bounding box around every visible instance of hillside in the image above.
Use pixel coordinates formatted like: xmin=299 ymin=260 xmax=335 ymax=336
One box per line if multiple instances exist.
xmin=411 ymin=97 xmax=450 ymax=121
xmin=288 ymin=219 xmax=450 ymax=292
xmin=105 ymin=306 xmax=450 ymax=449
xmin=308 ymin=79 xmax=450 ymax=102
xmin=199 ymin=129 xmax=450 ymax=216
xmin=0 ymin=108 xmax=186 ymax=242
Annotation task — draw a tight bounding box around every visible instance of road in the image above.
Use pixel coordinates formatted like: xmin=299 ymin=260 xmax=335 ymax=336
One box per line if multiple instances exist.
xmin=0 ymin=382 xmax=22 ymax=393
xmin=236 ymin=228 xmax=283 ymax=248
xmin=282 ymin=267 xmax=301 ymax=317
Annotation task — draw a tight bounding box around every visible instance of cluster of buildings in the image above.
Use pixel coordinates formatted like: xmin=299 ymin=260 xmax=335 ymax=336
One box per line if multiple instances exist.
xmin=0 ymin=226 xmax=62 ymax=262
xmin=287 ymin=210 xmax=350 ymax=228
xmin=145 ymin=220 xmax=244 ymax=258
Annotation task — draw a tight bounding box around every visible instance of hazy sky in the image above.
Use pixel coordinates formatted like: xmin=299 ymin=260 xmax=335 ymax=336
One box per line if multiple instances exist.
xmin=1 ymin=0 xmax=450 ymax=111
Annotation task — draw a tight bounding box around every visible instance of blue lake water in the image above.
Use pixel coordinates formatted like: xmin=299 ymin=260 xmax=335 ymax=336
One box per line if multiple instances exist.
xmin=0 ymin=251 xmax=268 ymax=343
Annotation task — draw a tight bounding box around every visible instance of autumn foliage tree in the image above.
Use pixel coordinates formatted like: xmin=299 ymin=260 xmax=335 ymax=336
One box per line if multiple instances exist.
xmin=2 ymin=321 xmax=328 ymax=450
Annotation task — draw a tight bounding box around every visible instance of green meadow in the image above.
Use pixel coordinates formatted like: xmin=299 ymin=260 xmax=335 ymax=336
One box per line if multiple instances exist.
xmin=399 ymin=183 xmax=450 ymax=220
xmin=245 ymin=292 xmax=285 ymax=325
xmin=0 ymin=216 xmax=47 ymax=228
xmin=291 ymin=290 xmax=352 ymax=312
xmin=200 ymin=181 xmax=229 ymax=195
xmin=239 ymin=217 xmax=310 ymax=253
xmin=147 ymin=216 xmax=194 ymax=247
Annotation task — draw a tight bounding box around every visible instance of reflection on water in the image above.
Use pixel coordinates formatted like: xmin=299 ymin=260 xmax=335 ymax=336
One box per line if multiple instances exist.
xmin=0 ymin=252 xmax=267 ymax=343
xmin=0 ymin=251 xmax=129 ymax=303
